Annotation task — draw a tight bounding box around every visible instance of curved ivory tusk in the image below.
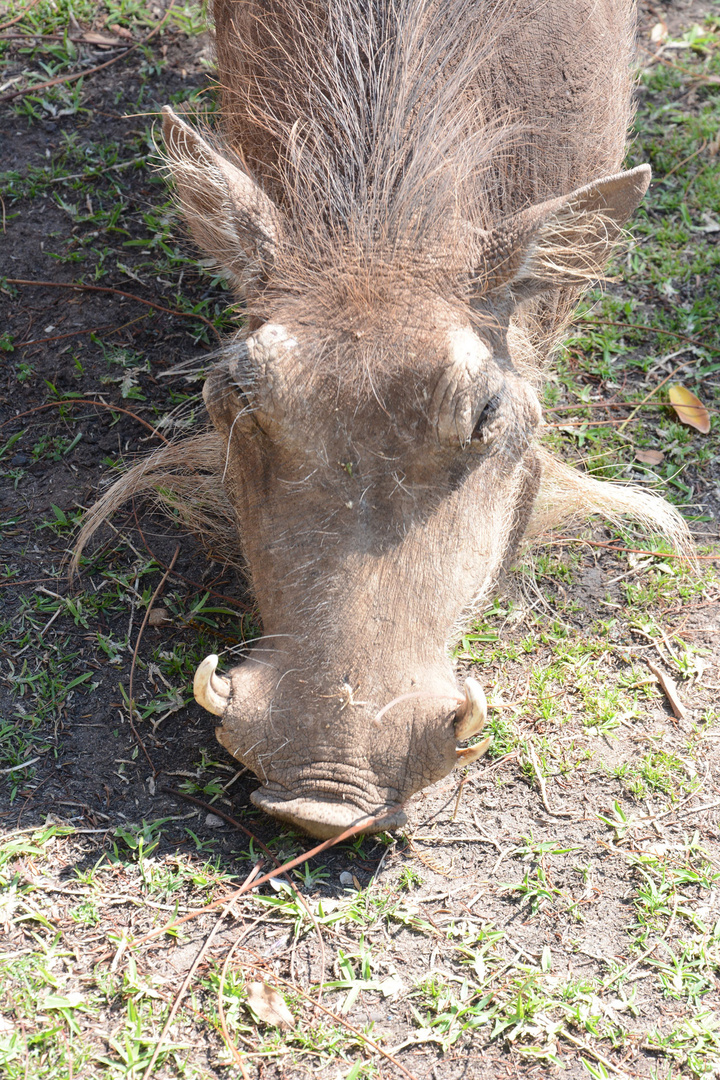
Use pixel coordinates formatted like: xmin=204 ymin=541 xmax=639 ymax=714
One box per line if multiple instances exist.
xmin=456 ymin=736 xmax=492 ymax=765
xmin=454 ymin=677 xmax=487 ymax=740
xmin=194 ymin=654 xmax=231 ymax=717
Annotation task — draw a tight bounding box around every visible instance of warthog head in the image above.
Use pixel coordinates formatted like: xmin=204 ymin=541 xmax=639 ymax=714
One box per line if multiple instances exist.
xmin=159 ymin=101 xmax=653 ymax=837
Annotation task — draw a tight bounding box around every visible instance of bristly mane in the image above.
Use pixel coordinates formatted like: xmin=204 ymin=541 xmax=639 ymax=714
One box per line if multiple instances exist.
xmin=211 ymin=0 xmax=633 ymax=318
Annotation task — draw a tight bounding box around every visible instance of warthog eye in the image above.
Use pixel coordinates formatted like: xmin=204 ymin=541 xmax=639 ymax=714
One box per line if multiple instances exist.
xmin=471 ymin=392 xmax=501 ymax=440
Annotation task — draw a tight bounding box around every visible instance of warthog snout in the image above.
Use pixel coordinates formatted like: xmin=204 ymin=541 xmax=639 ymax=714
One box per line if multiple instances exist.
xmin=194 ymin=653 xmax=491 ymax=839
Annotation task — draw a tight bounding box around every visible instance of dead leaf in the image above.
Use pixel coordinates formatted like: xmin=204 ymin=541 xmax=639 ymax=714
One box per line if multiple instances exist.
xmin=106 ymin=23 xmax=134 ymax=40
xmin=668 ymin=385 xmax=711 ymax=434
xmin=646 ymin=659 xmax=688 ymax=722
xmin=81 ymin=31 xmax=125 ymax=46
xmin=650 ymin=21 xmax=667 ymax=44
xmin=245 ymin=982 xmax=295 ymax=1029
xmin=635 ymin=448 xmax=664 ymax=465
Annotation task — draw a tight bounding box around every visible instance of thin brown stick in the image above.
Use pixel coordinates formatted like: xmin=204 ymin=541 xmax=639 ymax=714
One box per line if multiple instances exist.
xmin=0 ymin=0 xmax=176 ymax=102
xmin=544 ymin=537 xmax=719 ymax=562
xmin=131 ymin=503 xmax=252 ymax=612
xmin=5 ymin=278 xmax=221 ymax=341
xmin=168 ymin=789 xmax=327 ymax=1002
xmin=1 ymin=398 xmax=170 ymax=442
xmin=601 ymin=892 xmax=679 ymax=992
xmin=659 ymin=140 xmax=708 ymax=182
xmin=0 ymin=578 xmax=59 ymax=589
xmin=525 ymin=742 xmax=575 ymax=819
xmin=619 ymin=357 xmax=699 ymax=432
xmin=577 ymin=318 xmax=716 ymax=354
xmin=141 ymin=859 xmax=263 ymax=1080
xmin=16 ymin=310 xmax=149 ymax=348
xmin=127 ymin=546 xmax=180 ymax=774
xmin=218 ymin=936 xmax=252 ymax=1079
xmin=0 ymin=0 xmax=42 ymax=32
xmin=133 ymin=810 xmax=389 ymax=947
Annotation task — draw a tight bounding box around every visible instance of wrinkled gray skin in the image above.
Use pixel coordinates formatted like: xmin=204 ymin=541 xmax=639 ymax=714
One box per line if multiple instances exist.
xmin=164 ymin=0 xmax=648 ymax=837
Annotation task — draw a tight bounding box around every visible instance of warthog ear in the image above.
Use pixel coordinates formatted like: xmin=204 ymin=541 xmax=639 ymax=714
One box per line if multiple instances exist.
xmin=161 ymin=106 xmax=281 ymax=286
xmin=472 ymin=164 xmax=651 ymax=299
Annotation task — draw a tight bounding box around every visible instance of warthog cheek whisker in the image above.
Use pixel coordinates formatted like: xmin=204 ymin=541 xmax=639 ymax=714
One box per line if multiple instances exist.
xmin=373 ymin=689 xmax=463 ymax=726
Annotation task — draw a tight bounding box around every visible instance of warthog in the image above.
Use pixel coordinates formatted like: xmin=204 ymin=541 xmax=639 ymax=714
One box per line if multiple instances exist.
xmin=78 ymin=0 xmax=688 ymax=838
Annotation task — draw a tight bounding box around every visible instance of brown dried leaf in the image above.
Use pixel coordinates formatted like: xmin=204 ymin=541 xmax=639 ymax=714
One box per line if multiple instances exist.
xmin=245 ymin=982 xmax=295 ymax=1029
xmin=81 ymin=31 xmax=124 ymax=46
xmin=668 ymin=385 xmax=711 ymax=434
xmin=106 ymin=23 xmax=134 ymax=40
xmin=635 ymin=448 xmax=664 ymax=465
xmin=646 ymin=660 xmax=688 ymax=721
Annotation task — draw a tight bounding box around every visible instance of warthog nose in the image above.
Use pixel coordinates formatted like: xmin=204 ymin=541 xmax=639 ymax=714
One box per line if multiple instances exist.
xmin=194 ymin=654 xmax=231 ymax=716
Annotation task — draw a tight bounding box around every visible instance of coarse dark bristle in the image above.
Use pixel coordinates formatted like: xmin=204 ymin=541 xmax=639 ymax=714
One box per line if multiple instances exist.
xmin=211 ymin=0 xmax=634 ymax=323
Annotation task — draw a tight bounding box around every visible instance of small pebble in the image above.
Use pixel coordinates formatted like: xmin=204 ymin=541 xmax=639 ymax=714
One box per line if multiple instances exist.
xmin=339 ymin=871 xmax=354 ymax=886
xmin=205 ymin=813 xmax=224 ymax=828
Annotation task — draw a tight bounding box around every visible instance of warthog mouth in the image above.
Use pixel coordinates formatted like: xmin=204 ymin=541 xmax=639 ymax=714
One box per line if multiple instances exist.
xmin=195 ymin=655 xmax=492 ymax=838
xmin=250 ymin=789 xmax=408 ymax=840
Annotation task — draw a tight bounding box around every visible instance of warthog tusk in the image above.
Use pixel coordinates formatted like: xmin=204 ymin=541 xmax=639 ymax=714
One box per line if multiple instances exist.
xmin=454 ymin=677 xmax=487 ymax=740
xmin=194 ymin=654 xmax=231 ymax=717
xmin=456 ymin=736 xmax=492 ymax=764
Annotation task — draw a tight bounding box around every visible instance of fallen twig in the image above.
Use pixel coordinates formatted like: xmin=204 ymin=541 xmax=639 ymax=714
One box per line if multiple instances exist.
xmin=141 ymin=859 xmax=263 ymax=1080
xmin=602 ymin=893 xmax=678 ymax=992
xmin=0 ymin=0 xmax=42 ymax=32
xmin=525 ymin=742 xmax=576 ymax=819
xmin=169 ymin=789 xmax=328 ymax=1003
xmin=559 ymin=1027 xmax=633 ymax=1078
xmin=1 ymin=398 xmax=170 ymax=443
xmin=5 ymin=278 xmax=221 ymax=341
xmin=645 ymin=659 xmax=688 ymax=721
xmin=577 ymin=317 xmax=717 ymax=355
xmin=544 ymin=538 xmax=719 ymax=563
xmin=0 ymin=1 xmax=176 ymax=102
xmin=133 ymin=810 xmax=388 ymax=947
xmin=233 ymin=956 xmax=420 ymax=1080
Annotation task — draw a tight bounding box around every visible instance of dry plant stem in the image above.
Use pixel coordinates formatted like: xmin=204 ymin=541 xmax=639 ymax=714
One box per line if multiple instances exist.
xmin=645 ymin=658 xmax=688 ymax=720
xmin=18 ymin=310 xmax=150 ymax=348
xmin=168 ymin=788 xmax=327 ymax=1002
xmin=584 ymin=319 xmax=718 ymax=354
xmin=0 ymin=0 xmax=176 ymax=102
xmin=141 ymin=860 xmax=263 ymax=1080
xmin=127 ymin=546 xmax=180 ymax=774
xmin=525 ymin=742 xmax=575 ymax=819
xmin=4 ymin=278 xmax=221 ymax=341
xmin=546 ymin=537 xmax=718 ymax=563
xmin=217 ymin=936 xmax=251 ymax=1079
xmin=234 ymin=957 xmax=420 ymax=1080
xmin=1 ymin=399 xmax=170 ymax=443
xmin=130 ymin=505 xmax=252 ymax=613
xmin=134 ymin=808 xmax=387 ymax=947
xmin=0 ymin=0 xmax=42 ymax=32
xmin=602 ymin=892 xmax=679 ymax=992
xmin=558 ymin=1029 xmax=631 ymax=1079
